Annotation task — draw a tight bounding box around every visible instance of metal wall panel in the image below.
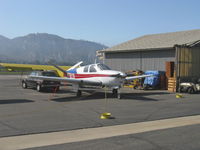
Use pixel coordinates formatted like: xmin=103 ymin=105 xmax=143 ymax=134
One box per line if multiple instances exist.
xmin=104 ymin=49 xmax=175 ymax=72
xmin=141 ymin=50 xmax=175 ymax=71
xmin=177 ymin=46 xmax=200 ymax=78
xmin=105 ymin=52 xmax=141 ymax=71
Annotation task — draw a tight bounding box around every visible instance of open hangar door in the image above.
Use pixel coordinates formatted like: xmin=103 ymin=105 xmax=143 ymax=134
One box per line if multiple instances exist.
xmin=175 ymin=41 xmax=200 ymax=91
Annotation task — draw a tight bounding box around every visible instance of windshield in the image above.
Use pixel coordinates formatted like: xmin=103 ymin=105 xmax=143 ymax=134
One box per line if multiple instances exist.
xmin=97 ymin=64 xmax=111 ymax=70
xmin=89 ymin=65 xmax=97 ymax=72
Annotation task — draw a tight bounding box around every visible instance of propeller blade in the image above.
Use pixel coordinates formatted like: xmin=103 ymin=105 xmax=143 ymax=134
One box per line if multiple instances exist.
xmin=111 ymin=73 xmax=126 ymax=78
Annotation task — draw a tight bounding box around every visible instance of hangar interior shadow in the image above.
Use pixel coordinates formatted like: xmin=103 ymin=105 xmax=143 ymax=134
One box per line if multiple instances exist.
xmin=52 ymin=91 xmax=170 ymax=102
xmin=0 ymin=99 xmax=34 ymax=105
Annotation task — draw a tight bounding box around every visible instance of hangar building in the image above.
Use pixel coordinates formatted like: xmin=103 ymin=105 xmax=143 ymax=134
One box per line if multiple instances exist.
xmin=98 ymin=29 xmax=200 ymax=91
xmin=98 ymin=29 xmax=200 ymax=71
xmin=98 ymin=29 xmax=200 ymax=80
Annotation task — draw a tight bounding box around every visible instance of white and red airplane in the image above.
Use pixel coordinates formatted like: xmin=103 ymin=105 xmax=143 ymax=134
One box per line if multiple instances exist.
xmin=30 ymin=61 xmax=152 ymax=98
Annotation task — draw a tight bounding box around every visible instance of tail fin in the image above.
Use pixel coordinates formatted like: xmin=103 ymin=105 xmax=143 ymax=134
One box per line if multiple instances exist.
xmin=67 ymin=61 xmax=83 ymax=71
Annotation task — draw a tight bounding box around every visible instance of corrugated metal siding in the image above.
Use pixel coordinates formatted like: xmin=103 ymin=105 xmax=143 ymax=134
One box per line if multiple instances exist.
xmin=104 ymin=49 xmax=175 ymax=72
xmin=105 ymin=52 xmax=141 ymax=71
xmin=141 ymin=50 xmax=175 ymax=71
xmin=177 ymin=46 xmax=200 ymax=78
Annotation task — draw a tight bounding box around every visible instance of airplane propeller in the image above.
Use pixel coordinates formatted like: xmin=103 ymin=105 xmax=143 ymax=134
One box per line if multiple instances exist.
xmin=111 ymin=73 xmax=126 ymax=78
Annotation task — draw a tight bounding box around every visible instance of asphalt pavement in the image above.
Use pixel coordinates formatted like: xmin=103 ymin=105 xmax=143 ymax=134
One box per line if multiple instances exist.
xmin=0 ymin=75 xmax=200 ymax=150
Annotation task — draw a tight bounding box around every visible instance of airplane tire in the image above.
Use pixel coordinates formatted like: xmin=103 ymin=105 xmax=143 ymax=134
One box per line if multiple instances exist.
xmin=117 ymin=93 xmax=121 ymax=99
xmin=113 ymin=89 xmax=121 ymax=99
xmin=112 ymin=89 xmax=118 ymax=95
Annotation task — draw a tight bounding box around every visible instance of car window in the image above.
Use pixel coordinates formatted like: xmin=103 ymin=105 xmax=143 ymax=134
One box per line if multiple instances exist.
xmin=30 ymin=72 xmax=36 ymax=76
xmin=89 ymin=65 xmax=97 ymax=72
xmin=42 ymin=72 xmax=58 ymax=77
xmin=83 ymin=66 xmax=89 ymax=72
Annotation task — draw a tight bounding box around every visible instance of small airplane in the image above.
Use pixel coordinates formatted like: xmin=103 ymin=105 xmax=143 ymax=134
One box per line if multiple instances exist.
xmin=30 ymin=61 xmax=153 ymax=99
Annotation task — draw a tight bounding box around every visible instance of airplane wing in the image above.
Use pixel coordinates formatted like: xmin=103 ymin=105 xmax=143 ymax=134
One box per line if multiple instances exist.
xmin=125 ymin=74 xmax=154 ymax=81
xmin=0 ymin=63 xmax=70 ymax=77
xmin=48 ymin=61 xmax=83 ymax=77
xmin=30 ymin=75 xmax=102 ymax=86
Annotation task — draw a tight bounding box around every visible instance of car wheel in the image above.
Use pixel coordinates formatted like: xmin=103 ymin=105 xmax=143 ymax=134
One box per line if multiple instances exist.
xmin=22 ymin=82 xmax=27 ymax=89
xmin=179 ymin=86 xmax=183 ymax=93
xmin=76 ymin=90 xmax=82 ymax=97
xmin=188 ymin=87 xmax=195 ymax=94
xmin=36 ymin=84 xmax=42 ymax=92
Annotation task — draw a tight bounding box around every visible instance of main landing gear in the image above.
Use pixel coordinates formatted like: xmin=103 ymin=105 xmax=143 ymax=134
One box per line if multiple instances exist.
xmin=75 ymin=88 xmax=121 ymax=99
xmin=112 ymin=89 xmax=121 ymax=99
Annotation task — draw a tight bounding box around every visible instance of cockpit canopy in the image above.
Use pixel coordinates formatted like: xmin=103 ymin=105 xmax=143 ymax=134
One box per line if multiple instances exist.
xmin=83 ymin=64 xmax=111 ymax=73
xmin=97 ymin=64 xmax=111 ymax=70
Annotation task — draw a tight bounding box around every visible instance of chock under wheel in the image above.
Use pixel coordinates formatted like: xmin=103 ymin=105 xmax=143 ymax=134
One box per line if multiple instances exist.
xmin=100 ymin=112 xmax=112 ymax=119
xmin=176 ymin=94 xmax=183 ymax=98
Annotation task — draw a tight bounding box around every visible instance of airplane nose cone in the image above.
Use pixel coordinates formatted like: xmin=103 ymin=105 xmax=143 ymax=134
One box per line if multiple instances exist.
xmin=120 ymin=72 xmax=126 ymax=78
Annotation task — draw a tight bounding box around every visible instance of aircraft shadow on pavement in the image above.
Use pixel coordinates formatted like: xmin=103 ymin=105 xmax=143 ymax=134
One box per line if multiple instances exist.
xmin=52 ymin=91 xmax=170 ymax=102
xmin=122 ymin=92 xmax=170 ymax=101
xmin=40 ymin=89 xmax=73 ymax=94
xmin=0 ymin=99 xmax=34 ymax=105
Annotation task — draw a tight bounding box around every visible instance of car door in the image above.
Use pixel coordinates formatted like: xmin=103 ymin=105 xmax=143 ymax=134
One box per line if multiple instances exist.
xmin=26 ymin=72 xmax=36 ymax=87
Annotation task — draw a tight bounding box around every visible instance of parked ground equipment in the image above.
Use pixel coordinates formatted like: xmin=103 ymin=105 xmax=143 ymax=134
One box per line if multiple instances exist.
xmin=124 ymin=70 xmax=144 ymax=89
xmin=179 ymin=79 xmax=200 ymax=94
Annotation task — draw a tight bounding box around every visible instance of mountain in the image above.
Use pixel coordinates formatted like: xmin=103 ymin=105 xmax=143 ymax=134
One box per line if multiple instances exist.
xmin=0 ymin=33 xmax=108 ymax=65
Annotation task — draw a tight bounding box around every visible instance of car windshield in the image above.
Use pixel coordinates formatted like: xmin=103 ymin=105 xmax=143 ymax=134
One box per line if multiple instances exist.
xmin=97 ymin=64 xmax=111 ymax=70
xmin=42 ymin=72 xmax=58 ymax=77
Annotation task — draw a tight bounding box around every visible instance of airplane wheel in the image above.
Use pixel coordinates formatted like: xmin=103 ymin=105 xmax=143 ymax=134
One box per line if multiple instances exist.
xmin=113 ymin=89 xmax=121 ymax=99
xmin=76 ymin=90 xmax=82 ymax=97
xmin=117 ymin=93 xmax=121 ymax=99
xmin=112 ymin=89 xmax=118 ymax=96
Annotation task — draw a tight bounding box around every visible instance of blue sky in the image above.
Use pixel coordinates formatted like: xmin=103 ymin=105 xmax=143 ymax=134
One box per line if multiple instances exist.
xmin=0 ymin=0 xmax=200 ymax=46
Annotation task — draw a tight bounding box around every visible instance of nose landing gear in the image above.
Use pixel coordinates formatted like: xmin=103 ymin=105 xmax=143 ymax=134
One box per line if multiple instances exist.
xmin=112 ymin=89 xmax=121 ymax=99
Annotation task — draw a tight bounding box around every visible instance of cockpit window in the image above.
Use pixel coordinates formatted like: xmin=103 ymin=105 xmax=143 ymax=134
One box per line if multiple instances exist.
xmin=83 ymin=66 xmax=89 ymax=72
xmin=89 ymin=65 xmax=97 ymax=72
xmin=97 ymin=64 xmax=111 ymax=70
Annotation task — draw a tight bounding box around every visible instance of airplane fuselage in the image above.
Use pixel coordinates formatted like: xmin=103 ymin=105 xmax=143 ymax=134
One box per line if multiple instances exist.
xmin=66 ymin=64 xmax=125 ymax=88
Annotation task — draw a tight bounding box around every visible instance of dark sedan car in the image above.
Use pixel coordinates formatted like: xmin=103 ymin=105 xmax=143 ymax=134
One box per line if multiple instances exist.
xmin=22 ymin=70 xmax=60 ymax=92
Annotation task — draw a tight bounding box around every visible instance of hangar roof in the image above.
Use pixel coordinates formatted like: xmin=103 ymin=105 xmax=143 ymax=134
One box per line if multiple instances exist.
xmin=101 ymin=29 xmax=200 ymax=52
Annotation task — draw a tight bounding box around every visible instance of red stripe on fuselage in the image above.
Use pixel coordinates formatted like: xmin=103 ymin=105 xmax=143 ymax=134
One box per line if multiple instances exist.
xmin=69 ymin=74 xmax=111 ymax=79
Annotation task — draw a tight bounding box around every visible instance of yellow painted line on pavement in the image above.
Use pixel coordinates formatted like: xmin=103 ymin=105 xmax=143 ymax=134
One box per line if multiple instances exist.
xmin=1 ymin=115 xmax=200 ymax=150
